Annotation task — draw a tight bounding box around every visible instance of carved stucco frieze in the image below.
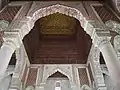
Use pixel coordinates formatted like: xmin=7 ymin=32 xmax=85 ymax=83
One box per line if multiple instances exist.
xmin=105 ymin=20 xmax=120 ymax=35
xmin=2 ymin=17 xmax=31 ymax=50
xmin=114 ymin=35 xmax=120 ymax=59
xmin=3 ymin=32 xmax=22 ymax=51
xmin=88 ymin=20 xmax=105 ymax=30
xmin=0 ymin=20 xmax=9 ymax=31
xmin=0 ymin=20 xmax=9 ymax=47
xmin=92 ymin=30 xmax=111 ymax=50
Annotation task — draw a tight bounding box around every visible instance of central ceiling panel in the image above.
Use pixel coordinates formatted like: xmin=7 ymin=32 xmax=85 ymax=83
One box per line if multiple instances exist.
xmin=39 ymin=12 xmax=76 ymax=35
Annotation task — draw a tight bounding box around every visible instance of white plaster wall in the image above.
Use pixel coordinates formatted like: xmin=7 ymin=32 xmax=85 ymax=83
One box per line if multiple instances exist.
xmin=44 ymin=78 xmax=71 ymax=90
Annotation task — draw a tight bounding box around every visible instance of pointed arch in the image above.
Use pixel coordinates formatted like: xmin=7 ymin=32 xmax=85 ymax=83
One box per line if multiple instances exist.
xmin=46 ymin=68 xmax=70 ymax=80
xmin=43 ymin=67 xmax=72 ymax=83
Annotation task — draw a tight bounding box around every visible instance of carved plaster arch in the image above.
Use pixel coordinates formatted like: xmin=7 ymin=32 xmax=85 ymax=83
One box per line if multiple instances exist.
xmin=42 ymin=65 xmax=73 ymax=84
xmin=46 ymin=68 xmax=70 ymax=81
xmin=40 ymin=65 xmax=77 ymax=89
xmin=23 ymin=4 xmax=95 ymax=41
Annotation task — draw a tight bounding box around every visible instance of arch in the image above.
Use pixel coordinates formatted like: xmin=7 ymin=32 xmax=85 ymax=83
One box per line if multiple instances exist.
xmin=24 ymin=4 xmax=94 ymax=41
xmin=44 ymin=68 xmax=72 ymax=83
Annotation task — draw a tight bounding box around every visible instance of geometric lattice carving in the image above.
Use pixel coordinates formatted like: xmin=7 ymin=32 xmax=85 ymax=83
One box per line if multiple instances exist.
xmin=78 ymin=68 xmax=89 ymax=86
xmin=26 ymin=68 xmax=38 ymax=86
xmin=0 ymin=6 xmax=21 ymax=23
xmin=93 ymin=5 xmax=119 ymax=23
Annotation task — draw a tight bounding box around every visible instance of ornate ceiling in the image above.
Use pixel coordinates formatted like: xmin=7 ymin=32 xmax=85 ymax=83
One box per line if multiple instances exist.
xmin=38 ymin=12 xmax=77 ymax=35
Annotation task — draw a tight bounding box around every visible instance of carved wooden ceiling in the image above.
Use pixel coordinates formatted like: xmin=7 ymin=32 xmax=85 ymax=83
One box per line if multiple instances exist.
xmin=39 ymin=13 xmax=76 ymax=35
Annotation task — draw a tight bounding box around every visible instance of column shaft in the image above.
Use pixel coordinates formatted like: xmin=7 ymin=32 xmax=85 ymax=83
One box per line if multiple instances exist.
xmin=0 ymin=44 xmax=15 ymax=81
xmin=99 ymin=41 xmax=120 ymax=90
xmin=89 ymin=45 xmax=106 ymax=90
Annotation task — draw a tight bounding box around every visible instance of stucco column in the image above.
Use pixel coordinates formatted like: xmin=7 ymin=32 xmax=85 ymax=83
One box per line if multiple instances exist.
xmin=97 ymin=39 xmax=120 ymax=90
xmin=0 ymin=41 xmax=16 ymax=82
xmin=9 ymin=44 xmax=27 ymax=90
xmin=89 ymin=45 xmax=107 ymax=90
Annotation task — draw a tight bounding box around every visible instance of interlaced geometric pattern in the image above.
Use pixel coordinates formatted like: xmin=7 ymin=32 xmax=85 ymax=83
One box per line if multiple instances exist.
xmin=94 ymin=5 xmax=120 ymax=23
xmin=26 ymin=68 xmax=38 ymax=86
xmin=78 ymin=68 xmax=89 ymax=86
xmin=0 ymin=6 xmax=21 ymax=23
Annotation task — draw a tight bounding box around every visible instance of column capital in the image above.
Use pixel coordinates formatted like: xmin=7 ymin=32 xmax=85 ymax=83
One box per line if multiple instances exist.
xmin=2 ymin=32 xmax=22 ymax=51
xmin=92 ymin=30 xmax=111 ymax=49
xmin=105 ymin=20 xmax=120 ymax=34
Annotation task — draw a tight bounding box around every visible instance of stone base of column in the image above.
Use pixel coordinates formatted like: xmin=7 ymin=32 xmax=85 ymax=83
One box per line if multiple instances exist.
xmin=35 ymin=86 xmax=44 ymax=90
xmin=9 ymin=78 xmax=22 ymax=90
xmin=35 ymin=83 xmax=45 ymax=90
xmin=9 ymin=88 xmax=20 ymax=90
xmin=71 ymin=85 xmax=78 ymax=90
xmin=97 ymin=86 xmax=107 ymax=90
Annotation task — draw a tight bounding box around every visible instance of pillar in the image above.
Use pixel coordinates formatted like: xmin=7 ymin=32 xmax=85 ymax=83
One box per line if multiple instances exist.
xmin=0 ymin=41 xmax=16 ymax=82
xmin=97 ymin=39 xmax=120 ymax=90
xmin=89 ymin=45 xmax=107 ymax=90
